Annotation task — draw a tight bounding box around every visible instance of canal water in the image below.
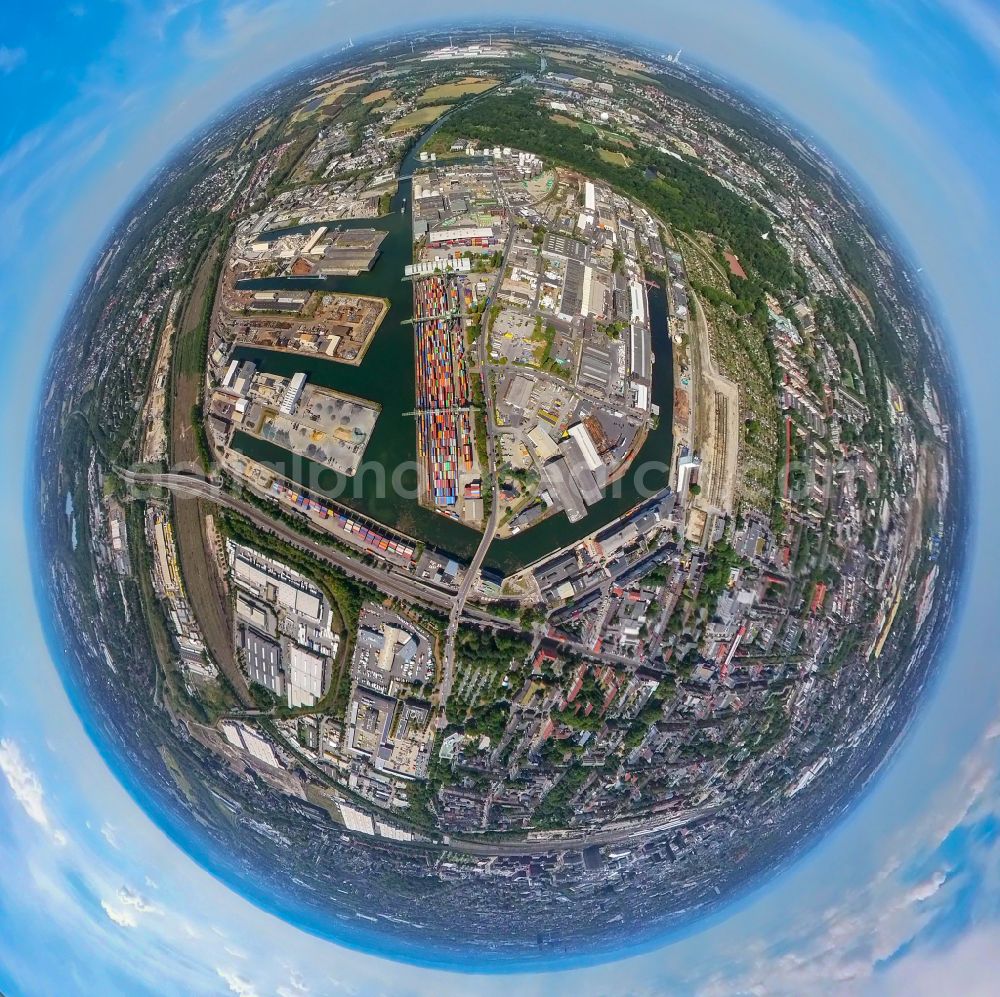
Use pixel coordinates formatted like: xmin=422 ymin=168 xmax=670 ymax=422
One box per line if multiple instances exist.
xmin=231 ymin=120 xmax=673 ymax=575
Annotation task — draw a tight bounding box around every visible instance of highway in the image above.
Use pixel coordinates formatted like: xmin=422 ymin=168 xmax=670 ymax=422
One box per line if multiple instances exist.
xmin=119 ymin=470 xmax=512 ymax=626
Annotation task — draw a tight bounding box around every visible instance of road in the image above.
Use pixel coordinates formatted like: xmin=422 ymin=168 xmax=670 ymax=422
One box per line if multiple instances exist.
xmin=445 ymin=803 xmax=723 ymax=857
xmin=248 ymin=708 xmax=722 ymax=857
xmin=437 ymin=190 xmax=518 ymax=724
xmin=120 ymin=470 xmax=533 ymax=639
xmin=124 ymin=470 xmax=460 ymax=607
xmin=541 ymin=634 xmax=643 ymax=671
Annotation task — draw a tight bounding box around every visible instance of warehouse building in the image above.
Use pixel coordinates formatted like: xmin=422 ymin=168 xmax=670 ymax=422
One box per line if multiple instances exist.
xmin=542 ymin=456 xmax=587 ymax=523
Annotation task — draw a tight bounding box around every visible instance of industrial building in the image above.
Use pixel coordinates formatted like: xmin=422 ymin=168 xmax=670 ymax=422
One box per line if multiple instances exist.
xmin=287 ymin=645 xmax=329 ymax=708
xmin=568 ymin=422 xmax=604 ymax=472
xmin=677 ymin=453 xmax=702 ymax=498
xmin=578 ymin=341 xmax=616 ymax=391
xmin=240 ymin=626 xmax=284 ymax=696
xmin=229 ymin=543 xmax=337 ymax=708
xmin=558 ymin=436 xmax=604 ymax=506
xmin=542 ymin=455 xmax=588 ymax=523
xmin=278 ymin=372 xmax=307 ymax=416
xmin=504 ymin=373 xmax=535 ymax=411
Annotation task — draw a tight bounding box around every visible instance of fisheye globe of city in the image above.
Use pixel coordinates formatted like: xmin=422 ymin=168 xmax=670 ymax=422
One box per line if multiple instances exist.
xmin=36 ymin=26 xmax=964 ymax=967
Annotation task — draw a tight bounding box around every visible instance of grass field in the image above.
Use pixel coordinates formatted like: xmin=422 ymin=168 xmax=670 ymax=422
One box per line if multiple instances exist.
xmin=247 ymin=117 xmax=274 ymax=146
xmin=600 ymin=129 xmax=634 ymax=148
xmin=313 ymin=77 xmax=366 ymax=105
xmin=417 ymin=77 xmax=497 ymax=104
xmin=550 ymin=115 xmax=634 ymax=151
xmin=291 ymin=78 xmax=365 ymax=123
xmin=363 ymin=88 xmax=393 ymax=104
xmin=389 ymin=104 xmax=451 ymax=134
xmin=172 ymin=240 xmax=219 ymax=381
xmin=598 ymin=147 xmax=630 ymax=168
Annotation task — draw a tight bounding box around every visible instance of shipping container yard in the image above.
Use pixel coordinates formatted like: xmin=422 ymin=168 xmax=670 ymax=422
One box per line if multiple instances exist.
xmin=412 ymin=274 xmax=478 ymax=516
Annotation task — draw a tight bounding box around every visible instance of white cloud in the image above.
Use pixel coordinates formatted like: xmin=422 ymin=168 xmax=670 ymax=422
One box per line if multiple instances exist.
xmin=277 ymin=972 xmax=309 ymax=996
xmin=117 ymin=885 xmax=160 ymax=915
xmin=0 ymin=46 xmax=26 ymax=74
xmin=218 ymin=968 xmax=260 ymax=997
xmin=101 ymin=900 xmax=138 ymax=929
xmin=0 ymin=738 xmax=66 ymax=846
xmin=0 ymin=119 xmax=111 ymax=259
xmin=905 ymin=870 xmax=948 ymax=905
xmin=681 ymin=709 xmax=1000 ymax=996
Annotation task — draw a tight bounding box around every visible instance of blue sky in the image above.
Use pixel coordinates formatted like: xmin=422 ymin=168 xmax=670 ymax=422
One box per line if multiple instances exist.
xmin=1 ymin=1 xmax=1000 ymax=994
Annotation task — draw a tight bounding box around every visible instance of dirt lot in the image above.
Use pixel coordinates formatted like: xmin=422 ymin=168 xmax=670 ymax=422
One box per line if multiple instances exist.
xmin=674 ymin=386 xmax=690 ymax=432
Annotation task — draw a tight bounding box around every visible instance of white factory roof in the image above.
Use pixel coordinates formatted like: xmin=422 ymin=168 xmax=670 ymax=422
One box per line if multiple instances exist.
xmin=630 ymin=279 xmax=647 ymax=325
xmin=580 ymin=264 xmax=594 ymax=317
xmin=279 ymin=371 xmax=307 ymax=415
xmin=233 ymin=553 xmax=322 ymax=621
xmin=300 ymin=225 xmax=328 ymax=255
xmin=287 ymin=645 xmax=326 ymax=708
xmin=404 ymin=257 xmax=471 ymax=277
xmin=339 ymin=804 xmax=375 ymax=835
xmin=376 ymin=822 xmax=413 ymax=842
xmin=221 ymin=721 xmax=280 ymax=768
xmin=528 ymin=424 xmax=559 ymax=461
xmin=427 ymin=226 xmax=494 ymax=243
xmin=222 ymin=359 xmax=240 ymax=390
xmin=568 ymin=423 xmax=604 ymax=472
xmin=236 ymin=593 xmax=268 ymax=629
